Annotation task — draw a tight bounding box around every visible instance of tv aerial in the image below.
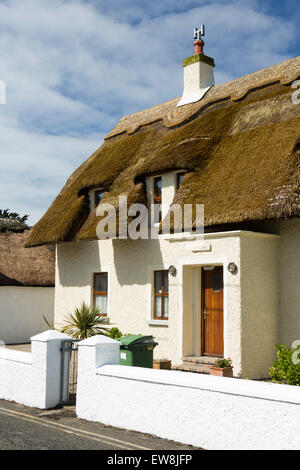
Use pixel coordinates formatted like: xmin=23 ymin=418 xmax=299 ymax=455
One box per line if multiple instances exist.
xmin=194 ymin=25 xmax=205 ymax=41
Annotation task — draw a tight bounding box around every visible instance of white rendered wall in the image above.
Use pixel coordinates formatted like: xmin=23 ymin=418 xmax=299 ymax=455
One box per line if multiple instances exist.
xmin=76 ymin=337 xmax=300 ymax=450
xmin=240 ymin=233 xmax=280 ymax=378
xmin=0 ymin=286 xmax=54 ymax=344
xmin=55 ymin=230 xmax=281 ymax=378
xmin=178 ymin=233 xmax=242 ymax=374
xmin=55 ymin=232 xmax=242 ymax=371
xmin=279 ymin=219 xmax=300 ymax=347
xmin=0 ymin=330 xmax=70 ymax=409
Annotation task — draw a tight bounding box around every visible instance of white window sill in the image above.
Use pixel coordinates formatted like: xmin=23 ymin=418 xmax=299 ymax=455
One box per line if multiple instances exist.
xmin=147 ymin=320 xmax=169 ymax=326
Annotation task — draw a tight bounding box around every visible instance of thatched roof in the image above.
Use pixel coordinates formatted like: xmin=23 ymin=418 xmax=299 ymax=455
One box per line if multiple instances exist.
xmin=0 ymin=218 xmax=28 ymax=232
xmin=26 ymin=56 xmax=300 ymax=247
xmin=0 ymin=230 xmax=55 ymax=286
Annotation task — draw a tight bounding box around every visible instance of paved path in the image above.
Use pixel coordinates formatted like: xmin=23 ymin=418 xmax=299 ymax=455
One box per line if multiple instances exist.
xmin=4 ymin=343 xmax=31 ymax=352
xmin=0 ymin=400 xmax=199 ymax=450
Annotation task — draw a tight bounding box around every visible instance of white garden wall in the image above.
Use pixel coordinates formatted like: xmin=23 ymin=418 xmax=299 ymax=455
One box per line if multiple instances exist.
xmin=0 ymin=286 xmax=54 ymax=344
xmin=76 ymin=336 xmax=300 ymax=450
xmin=0 ymin=330 xmax=70 ymax=409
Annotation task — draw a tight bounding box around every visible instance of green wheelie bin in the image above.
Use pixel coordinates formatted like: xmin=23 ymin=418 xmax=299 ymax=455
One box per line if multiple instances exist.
xmin=119 ymin=335 xmax=158 ymax=368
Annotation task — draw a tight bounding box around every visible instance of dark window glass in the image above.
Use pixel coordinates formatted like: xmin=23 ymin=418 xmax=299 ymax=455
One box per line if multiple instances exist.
xmin=153 ymin=177 xmax=162 ymax=223
xmin=176 ymin=172 xmax=185 ymax=190
xmin=94 ymin=273 xmax=107 ymax=292
xmin=93 ymin=273 xmax=108 ymax=315
xmin=164 ymin=271 xmax=168 ymax=292
xmin=94 ymin=190 xmax=104 ymax=208
xmin=213 ymin=272 xmax=222 ymax=292
xmin=154 ymin=270 xmax=169 ymax=319
xmin=154 ymin=177 xmax=162 ymax=200
xmin=154 ymin=271 xmax=162 ymax=293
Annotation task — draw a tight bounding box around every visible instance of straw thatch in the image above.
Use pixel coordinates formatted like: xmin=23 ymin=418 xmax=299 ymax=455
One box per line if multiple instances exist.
xmin=26 ymin=56 xmax=300 ymax=247
xmin=0 ymin=230 xmax=55 ymax=286
xmin=0 ymin=217 xmax=28 ymax=232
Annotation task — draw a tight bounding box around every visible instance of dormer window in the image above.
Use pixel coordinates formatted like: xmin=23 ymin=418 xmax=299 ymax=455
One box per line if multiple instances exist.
xmin=146 ymin=171 xmax=188 ymax=227
xmin=94 ymin=189 xmax=104 ymax=208
xmin=153 ymin=176 xmax=162 ymax=223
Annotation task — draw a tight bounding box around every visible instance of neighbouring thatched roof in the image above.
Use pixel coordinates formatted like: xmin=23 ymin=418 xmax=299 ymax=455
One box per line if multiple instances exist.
xmin=0 ymin=217 xmax=28 ymax=232
xmin=26 ymin=56 xmax=300 ymax=247
xmin=0 ymin=230 xmax=55 ymax=286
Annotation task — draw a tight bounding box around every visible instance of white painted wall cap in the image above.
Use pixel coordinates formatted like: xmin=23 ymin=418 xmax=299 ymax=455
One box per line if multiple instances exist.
xmin=98 ymin=365 xmax=300 ymax=405
xmin=0 ymin=348 xmax=32 ymax=364
xmin=30 ymin=330 xmax=72 ymax=342
xmin=78 ymin=335 xmax=120 ymax=347
xmin=177 ymin=85 xmax=212 ymax=107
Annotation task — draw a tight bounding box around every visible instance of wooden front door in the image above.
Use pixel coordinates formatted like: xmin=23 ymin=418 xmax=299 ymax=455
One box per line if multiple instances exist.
xmin=201 ymin=266 xmax=224 ymax=357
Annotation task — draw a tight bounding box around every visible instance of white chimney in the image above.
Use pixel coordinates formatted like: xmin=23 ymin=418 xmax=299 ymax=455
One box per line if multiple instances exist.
xmin=177 ymin=27 xmax=215 ymax=107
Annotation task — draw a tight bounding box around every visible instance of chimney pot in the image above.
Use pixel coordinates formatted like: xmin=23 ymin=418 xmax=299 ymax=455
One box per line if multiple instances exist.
xmin=194 ymin=39 xmax=204 ymax=55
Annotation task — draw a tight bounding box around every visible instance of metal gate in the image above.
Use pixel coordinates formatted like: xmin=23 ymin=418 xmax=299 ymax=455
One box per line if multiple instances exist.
xmin=60 ymin=339 xmax=80 ymax=405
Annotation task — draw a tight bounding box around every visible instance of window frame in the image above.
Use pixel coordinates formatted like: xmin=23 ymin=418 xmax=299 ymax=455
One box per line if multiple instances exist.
xmin=92 ymin=272 xmax=108 ymax=316
xmin=153 ymin=270 xmax=169 ymax=320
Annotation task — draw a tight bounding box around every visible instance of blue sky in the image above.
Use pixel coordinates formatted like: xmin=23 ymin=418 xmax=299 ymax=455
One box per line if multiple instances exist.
xmin=0 ymin=0 xmax=299 ymax=225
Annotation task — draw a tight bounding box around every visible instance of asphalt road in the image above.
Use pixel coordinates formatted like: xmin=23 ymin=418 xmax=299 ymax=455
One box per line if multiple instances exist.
xmin=0 ymin=400 xmax=198 ymax=450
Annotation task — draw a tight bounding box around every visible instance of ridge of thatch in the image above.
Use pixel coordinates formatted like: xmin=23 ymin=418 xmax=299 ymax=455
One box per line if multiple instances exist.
xmin=0 ymin=230 xmax=55 ymax=286
xmin=26 ymin=56 xmax=300 ymax=247
xmin=106 ymin=56 xmax=300 ymax=139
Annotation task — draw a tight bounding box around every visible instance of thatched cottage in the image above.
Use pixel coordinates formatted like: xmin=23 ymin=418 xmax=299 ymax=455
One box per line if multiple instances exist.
xmin=0 ymin=230 xmax=55 ymax=343
xmin=26 ymin=37 xmax=300 ymax=379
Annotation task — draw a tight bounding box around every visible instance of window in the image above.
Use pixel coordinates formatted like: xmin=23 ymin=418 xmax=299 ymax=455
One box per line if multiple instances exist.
xmin=213 ymin=272 xmax=222 ymax=292
xmin=94 ymin=189 xmax=104 ymax=208
xmin=176 ymin=172 xmax=185 ymax=191
xmin=93 ymin=273 xmax=108 ymax=316
xmin=153 ymin=270 xmax=169 ymax=320
xmin=153 ymin=176 xmax=162 ymax=223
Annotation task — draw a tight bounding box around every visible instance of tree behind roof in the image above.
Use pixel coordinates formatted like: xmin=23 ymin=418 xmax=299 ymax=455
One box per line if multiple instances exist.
xmin=0 ymin=209 xmax=29 ymax=232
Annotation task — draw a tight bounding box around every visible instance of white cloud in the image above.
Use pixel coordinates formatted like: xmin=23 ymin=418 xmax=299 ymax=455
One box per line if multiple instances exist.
xmin=0 ymin=113 xmax=102 ymax=223
xmin=0 ymin=0 xmax=297 ymax=225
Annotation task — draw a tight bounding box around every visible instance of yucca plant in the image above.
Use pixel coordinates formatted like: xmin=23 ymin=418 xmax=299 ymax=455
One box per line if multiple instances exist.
xmin=43 ymin=314 xmax=55 ymax=330
xmin=60 ymin=302 xmax=110 ymax=339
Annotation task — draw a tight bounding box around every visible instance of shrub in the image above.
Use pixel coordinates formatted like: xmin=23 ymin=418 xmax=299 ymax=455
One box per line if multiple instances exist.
xmin=108 ymin=327 xmax=123 ymax=340
xmin=44 ymin=308 xmax=127 ymax=341
xmin=269 ymin=344 xmax=300 ymax=386
xmin=215 ymin=357 xmax=232 ymax=368
xmin=60 ymin=302 xmax=110 ymax=339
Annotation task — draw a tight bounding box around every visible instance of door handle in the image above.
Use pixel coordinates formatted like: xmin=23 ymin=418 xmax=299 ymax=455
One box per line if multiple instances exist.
xmin=203 ymin=309 xmax=207 ymax=320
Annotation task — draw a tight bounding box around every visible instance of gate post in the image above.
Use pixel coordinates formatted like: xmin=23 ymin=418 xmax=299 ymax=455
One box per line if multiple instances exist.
xmin=31 ymin=330 xmax=72 ymax=409
xmin=76 ymin=335 xmax=120 ymax=417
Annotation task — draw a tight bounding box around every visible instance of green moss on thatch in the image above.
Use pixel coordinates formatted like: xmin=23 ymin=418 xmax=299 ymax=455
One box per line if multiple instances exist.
xmin=26 ymin=80 xmax=300 ymax=247
xmin=174 ymin=117 xmax=300 ymax=227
